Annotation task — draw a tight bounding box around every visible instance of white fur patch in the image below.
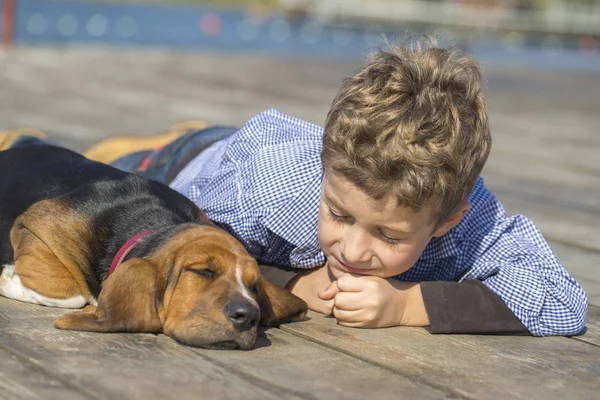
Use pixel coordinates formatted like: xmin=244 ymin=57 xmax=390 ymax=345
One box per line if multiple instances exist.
xmin=236 ymin=266 xmax=258 ymax=307
xmin=0 ymin=264 xmax=87 ymax=308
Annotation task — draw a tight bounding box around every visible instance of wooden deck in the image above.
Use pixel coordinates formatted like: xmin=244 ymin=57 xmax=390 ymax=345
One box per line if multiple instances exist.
xmin=0 ymin=46 xmax=599 ymax=399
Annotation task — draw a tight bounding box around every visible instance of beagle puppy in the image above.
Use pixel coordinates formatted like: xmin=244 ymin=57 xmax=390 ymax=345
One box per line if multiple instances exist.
xmin=0 ymin=144 xmax=307 ymax=350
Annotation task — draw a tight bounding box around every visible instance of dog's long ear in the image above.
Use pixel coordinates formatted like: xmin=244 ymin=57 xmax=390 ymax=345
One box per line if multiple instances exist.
xmin=257 ymin=279 xmax=307 ymax=326
xmin=54 ymin=258 xmax=165 ymax=333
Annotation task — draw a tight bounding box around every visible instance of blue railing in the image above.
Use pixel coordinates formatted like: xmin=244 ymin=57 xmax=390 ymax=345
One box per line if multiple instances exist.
xmin=7 ymin=0 xmax=390 ymax=58
xmin=2 ymin=0 xmax=600 ymax=71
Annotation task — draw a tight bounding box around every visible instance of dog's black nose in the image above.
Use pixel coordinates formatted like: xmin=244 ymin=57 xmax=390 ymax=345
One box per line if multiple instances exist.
xmin=224 ymin=302 xmax=260 ymax=331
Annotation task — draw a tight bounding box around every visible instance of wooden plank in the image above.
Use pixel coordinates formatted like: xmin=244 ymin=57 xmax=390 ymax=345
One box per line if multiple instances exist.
xmin=481 ymin=168 xmax=600 ymax=253
xmin=485 ymin=156 xmax=600 ymax=210
xmin=0 ymin=47 xmax=349 ymax=151
xmin=0 ymin=297 xmax=448 ymax=400
xmin=573 ymin=276 xmax=600 ymax=308
xmin=0 ymin=309 xmax=286 ymax=400
xmin=574 ymin=305 xmax=600 ymax=347
xmin=481 ymin=71 xmax=600 ymax=251
xmin=189 ymin=329 xmax=452 ymax=400
xmin=487 ymin=112 xmax=600 ymax=176
xmin=549 ymin=241 xmax=600 ymax=282
xmin=545 ymin=240 xmax=600 ymax=308
xmin=0 ymin=346 xmax=88 ymax=400
xmin=281 ymin=311 xmax=600 ymax=400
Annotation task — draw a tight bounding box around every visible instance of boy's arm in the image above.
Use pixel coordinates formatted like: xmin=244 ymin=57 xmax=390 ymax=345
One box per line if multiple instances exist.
xmin=259 ymin=263 xmax=530 ymax=334
xmin=264 ymin=261 xmax=529 ymax=334
xmin=315 ymin=273 xmax=530 ymax=332
xmin=463 ymin=251 xmax=587 ymax=337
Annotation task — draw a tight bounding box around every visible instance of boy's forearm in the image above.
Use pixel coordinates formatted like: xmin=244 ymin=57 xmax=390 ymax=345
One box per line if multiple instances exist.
xmin=258 ymin=264 xmax=528 ymax=335
xmin=392 ymin=281 xmax=430 ymax=327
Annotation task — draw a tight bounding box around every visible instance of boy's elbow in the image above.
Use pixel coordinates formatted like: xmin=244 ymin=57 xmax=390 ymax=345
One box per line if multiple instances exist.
xmin=537 ymin=297 xmax=588 ymax=337
xmin=541 ymin=314 xmax=586 ymax=337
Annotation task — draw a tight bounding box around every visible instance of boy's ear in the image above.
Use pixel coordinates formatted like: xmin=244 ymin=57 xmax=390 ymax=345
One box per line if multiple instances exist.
xmin=257 ymin=278 xmax=308 ymax=326
xmin=432 ymin=202 xmax=470 ymax=238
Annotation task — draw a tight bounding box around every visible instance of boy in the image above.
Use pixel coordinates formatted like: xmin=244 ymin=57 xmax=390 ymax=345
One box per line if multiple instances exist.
xmin=2 ymin=37 xmax=587 ymax=336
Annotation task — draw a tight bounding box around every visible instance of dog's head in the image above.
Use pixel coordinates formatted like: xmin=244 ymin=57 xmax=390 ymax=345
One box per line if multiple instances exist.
xmin=54 ymin=225 xmax=307 ymax=349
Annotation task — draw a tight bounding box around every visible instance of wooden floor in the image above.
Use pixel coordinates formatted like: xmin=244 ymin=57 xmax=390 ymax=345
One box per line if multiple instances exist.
xmin=0 ymin=46 xmax=599 ymax=399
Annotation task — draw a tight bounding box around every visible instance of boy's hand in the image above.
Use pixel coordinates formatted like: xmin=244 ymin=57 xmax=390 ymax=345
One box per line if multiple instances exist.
xmin=318 ymin=274 xmax=430 ymax=328
xmin=286 ymin=263 xmax=336 ymax=316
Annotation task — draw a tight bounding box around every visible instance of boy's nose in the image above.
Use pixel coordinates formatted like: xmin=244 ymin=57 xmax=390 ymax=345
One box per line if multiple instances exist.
xmin=341 ymin=230 xmax=372 ymax=263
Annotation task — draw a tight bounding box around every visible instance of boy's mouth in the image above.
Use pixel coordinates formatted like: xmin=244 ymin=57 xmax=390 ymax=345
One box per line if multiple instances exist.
xmin=337 ymin=260 xmax=371 ymax=275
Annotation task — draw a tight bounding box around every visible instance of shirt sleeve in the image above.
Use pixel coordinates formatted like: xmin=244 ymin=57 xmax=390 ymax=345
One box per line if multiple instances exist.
xmin=460 ymin=214 xmax=588 ymax=337
xmin=172 ymin=109 xmax=326 ymax=269
xmin=259 ymin=264 xmax=302 ymax=289
xmin=421 ymin=280 xmax=530 ymax=334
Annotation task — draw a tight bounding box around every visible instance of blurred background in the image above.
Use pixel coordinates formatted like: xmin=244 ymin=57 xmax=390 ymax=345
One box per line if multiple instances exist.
xmin=3 ymin=0 xmax=600 ymax=66
xmin=0 ymin=0 xmax=599 ymax=300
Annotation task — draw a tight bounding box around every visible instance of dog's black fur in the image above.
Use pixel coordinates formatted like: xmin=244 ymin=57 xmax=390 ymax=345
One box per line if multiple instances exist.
xmin=0 ymin=144 xmax=208 ymax=296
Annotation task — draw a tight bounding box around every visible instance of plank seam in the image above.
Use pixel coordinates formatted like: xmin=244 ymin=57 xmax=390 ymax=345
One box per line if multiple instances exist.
xmin=546 ymin=236 xmax=600 ymax=254
xmin=0 ymin=342 xmax=103 ymax=400
xmin=571 ymin=337 xmax=600 ymax=349
xmin=188 ymin=348 xmax=318 ymax=400
xmin=568 ymin=303 xmax=600 ymax=347
xmin=278 ymin=326 xmax=469 ymax=400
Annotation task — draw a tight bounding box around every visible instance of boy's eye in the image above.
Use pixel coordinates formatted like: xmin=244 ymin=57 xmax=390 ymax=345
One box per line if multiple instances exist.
xmin=378 ymin=230 xmax=402 ymax=245
xmin=327 ymin=207 xmax=349 ymax=222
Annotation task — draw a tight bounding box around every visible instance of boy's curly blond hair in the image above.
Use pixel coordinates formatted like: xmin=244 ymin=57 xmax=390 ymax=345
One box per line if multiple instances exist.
xmin=321 ymin=36 xmax=491 ymax=228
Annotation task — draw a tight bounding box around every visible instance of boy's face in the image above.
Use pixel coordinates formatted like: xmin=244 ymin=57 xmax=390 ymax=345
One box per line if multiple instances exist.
xmin=318 ymin=168 xmax=466 ymax=280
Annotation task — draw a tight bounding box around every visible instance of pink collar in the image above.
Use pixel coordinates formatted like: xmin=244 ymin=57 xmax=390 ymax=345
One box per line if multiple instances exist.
xmin=108 ymin=230 xmax=154 ymax=276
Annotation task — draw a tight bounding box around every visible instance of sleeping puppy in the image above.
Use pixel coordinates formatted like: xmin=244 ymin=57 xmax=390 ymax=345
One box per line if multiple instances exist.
xmin=0 ymin=144 xmax=307 ymax=350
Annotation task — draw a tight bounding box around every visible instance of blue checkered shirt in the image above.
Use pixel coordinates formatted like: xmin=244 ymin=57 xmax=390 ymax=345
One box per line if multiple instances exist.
xmin=170 ymin=108 xmax=587 ymax=336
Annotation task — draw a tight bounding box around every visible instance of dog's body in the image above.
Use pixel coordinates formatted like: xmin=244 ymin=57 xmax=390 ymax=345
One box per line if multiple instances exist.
xmin=0 ymin=145 xmax=306 ymax=349
xmin=0 ymin=145 xmax=200 ymax=288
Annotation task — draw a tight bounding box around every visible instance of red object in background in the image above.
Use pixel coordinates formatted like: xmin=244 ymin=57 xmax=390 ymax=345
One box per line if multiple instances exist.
xmin=3 ymin=0 xmax=15 ymax=46
xmin=199 ymin=13 xmax=221 ymax=37
xmin=579 ymin=36 xmax=598 ymax=56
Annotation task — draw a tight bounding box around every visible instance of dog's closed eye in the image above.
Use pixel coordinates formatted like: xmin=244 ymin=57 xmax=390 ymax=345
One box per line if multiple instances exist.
xmin=186 ymin=268 xmax=216 ymax=280
xmin=249 ymin=282 xmax=259 ymax=295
